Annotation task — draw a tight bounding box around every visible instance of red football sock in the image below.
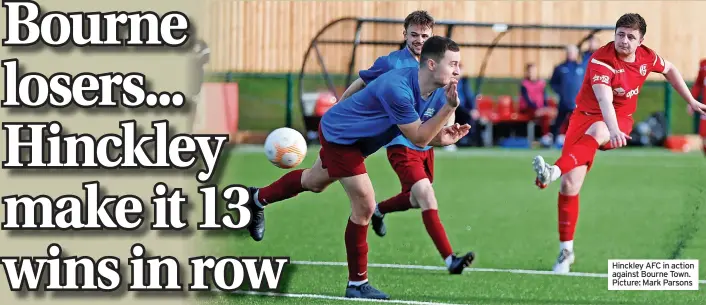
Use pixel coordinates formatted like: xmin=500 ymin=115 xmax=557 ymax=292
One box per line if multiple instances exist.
xmin=422 ymin=209 xmax=454 ymax=259
xmin=378 ymin=192 xmax=413 ymax=214
xmin=554 ymin=135 xmax=600 ymax=174
xmin=345 ymin=219 xmax=369 ymax=281
xmin=702 ymin=143 xmax=706 ymax=156
xmin=558 ymin=193 xmax=579 ymax=242
xmin=256 ymin=169 xmax=306 ymax=206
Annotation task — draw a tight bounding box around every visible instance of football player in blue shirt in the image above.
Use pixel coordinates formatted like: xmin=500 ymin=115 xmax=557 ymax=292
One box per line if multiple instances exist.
xmin=341 ymin=11 xmax=431 ymax=98
xmin=244 ymin=36 xmax=469 ymax=300
xmin=340 ymin=10 xmax=476 ymax=277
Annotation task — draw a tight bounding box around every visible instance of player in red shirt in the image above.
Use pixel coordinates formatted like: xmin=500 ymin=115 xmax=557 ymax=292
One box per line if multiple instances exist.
xmin=531 ymin=13 xmax=706 ymax=274
xmin=690 ymin=58 xmax=706 ymax=155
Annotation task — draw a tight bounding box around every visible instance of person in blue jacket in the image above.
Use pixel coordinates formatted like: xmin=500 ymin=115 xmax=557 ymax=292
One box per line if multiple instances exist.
xmin=581 ymin=35 xmax=600 ymax=69
xmin=549 ymin=45 xmax=584 ymax=147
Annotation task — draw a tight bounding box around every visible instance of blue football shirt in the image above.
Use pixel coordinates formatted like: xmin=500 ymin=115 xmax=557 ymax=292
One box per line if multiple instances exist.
xmin=359 ymin=48 xmax=418 ymax=84
xmin=320 ymin=67 xmax=431 ymax=156
xmin=384 ymin=88 xmax=447 ymax=152
xmin=357 ymin=47 xmax=448 ymax=152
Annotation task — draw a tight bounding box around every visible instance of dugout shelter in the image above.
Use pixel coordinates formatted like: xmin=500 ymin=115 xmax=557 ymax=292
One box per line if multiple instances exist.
xmin=297 ymin=17 xmax=614 ymax=145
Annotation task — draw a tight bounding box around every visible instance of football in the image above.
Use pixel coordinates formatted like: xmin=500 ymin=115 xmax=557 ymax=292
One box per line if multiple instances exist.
xmin=264 ymin=127 xmax=308 ymax=169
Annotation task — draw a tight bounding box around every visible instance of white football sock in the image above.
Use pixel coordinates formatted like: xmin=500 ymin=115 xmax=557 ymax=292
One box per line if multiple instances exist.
xmin=560 ymin=240 xmax=574 ymax=252
xmin=444 ymin=255 xmax=453 ymax=268
xmin=253 ymin=190 xmax=264 ymax=209
xmin=348 ymin=279 xmax=368 ymax=287
xmin=551 ymin=165 xmax=562 ymax=181
xmin=373 ymin=205 xmax=383 ymax=217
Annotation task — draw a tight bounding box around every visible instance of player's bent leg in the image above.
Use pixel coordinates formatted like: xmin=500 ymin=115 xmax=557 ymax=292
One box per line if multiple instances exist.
xmin=410 ymin=178 xmax=438 ymax=211
xmin=410 ymin=180 xmax=475 ymax=274
xmin=371 ymin=146 xmax=425 ymax=237
xmin=553 ymin=165 xmax=588 ymax=274
xmin=372 ymin=191 xmax=413 ymax=238
xmin=534 ymin=120 xmax=609 ymax=189
xmin=377 ymin=146 xmax=420 ymax=215
xmin=301 ymin=157 xmax=338 ymax=192
xmin=370 ymin=192 xmax=410 ymax=238
xmin=339 ymin=174 xmax=389 ymax=300
xmin=246 ymin=157 xmax=336 ymax=242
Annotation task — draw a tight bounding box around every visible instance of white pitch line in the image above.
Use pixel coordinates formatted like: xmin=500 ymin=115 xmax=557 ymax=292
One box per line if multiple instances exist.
xmin=232 ymin=290 xmax=472 ymax=305
xmin=291 ymin=260 xmax=706 ymax=284
xmin=225 ymin=261 xmax=705 ymax=304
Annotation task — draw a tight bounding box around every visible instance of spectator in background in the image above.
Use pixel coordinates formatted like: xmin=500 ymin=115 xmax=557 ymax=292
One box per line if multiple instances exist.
xmin=581 ymin=35 xmax=600 ymax=68
xmin=454 ymin=62 xmax=481 ymax=147
xmin=191 ymin=39 xmax=210 ymax=98
xmin=519 ymin=63 xmax=556 ymax=146
xmin=190 ymin=39 xmax=210 ymax=132
xmin=549 ymin=45 xmax=584 ymax=147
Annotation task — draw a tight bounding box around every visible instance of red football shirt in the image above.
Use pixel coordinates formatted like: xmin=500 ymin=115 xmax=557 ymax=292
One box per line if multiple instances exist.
xmin=575 ymin=42 xmax=666 ymax=116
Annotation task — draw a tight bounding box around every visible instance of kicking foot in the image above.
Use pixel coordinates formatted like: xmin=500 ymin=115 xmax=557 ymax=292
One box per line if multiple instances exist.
xmin=371 ymin=206 xmax=386 ymax=237
xmin=448 ymin=251 xmax=476 ymax=274
xmin=246 ymin=187 xmax=265 ymax=241
xmin=533 ymin=155 xmax=560 ymax=189
xmin=552 ymin=248 xmax=575 ymax=274
xmin=344 ymin=282 xmax=389 ymax=300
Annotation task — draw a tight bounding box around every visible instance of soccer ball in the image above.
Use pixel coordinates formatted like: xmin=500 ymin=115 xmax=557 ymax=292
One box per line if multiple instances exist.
xmin=264 ymin=127 xmax=307 ymax=169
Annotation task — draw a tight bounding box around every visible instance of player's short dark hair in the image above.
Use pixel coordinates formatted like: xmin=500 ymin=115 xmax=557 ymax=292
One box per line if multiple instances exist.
xmin=404 ymin=10 xmax=434 ymax=30
xmin=615 ymin=13 xmax=647 ymax=37
xmin=420 ymin=36 xmax=459 ymax=65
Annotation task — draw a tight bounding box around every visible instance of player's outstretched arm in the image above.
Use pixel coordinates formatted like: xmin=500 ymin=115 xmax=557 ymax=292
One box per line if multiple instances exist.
xmin=661 ymin=60 xmax=706 ymax=115
xmin=428 ymin=123 xmax=471 ymax=147
xmin=339 ymin=78 xmax=366 ymax=102
xmin=446 ymin=112 xmax=456 ymax=127
xmin=398 ymin=81 xmax=460 ymax=147
xmin=426 ymin=105 xmax=465 ymax=147
xmin=398 ymin=104 xmax=456 ymax=148
xmin=340 ymin=56 xmax=392 ymax=102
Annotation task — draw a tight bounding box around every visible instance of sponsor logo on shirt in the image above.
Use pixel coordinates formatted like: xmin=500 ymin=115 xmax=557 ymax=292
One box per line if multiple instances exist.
xmin=626 ymin=87 xmax=640 ymax=98
xmin=593 ymin=75 xmax=610 ymax=84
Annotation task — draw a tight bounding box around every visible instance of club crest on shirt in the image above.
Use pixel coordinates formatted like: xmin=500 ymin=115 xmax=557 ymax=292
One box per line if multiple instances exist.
xmin=639 ymin=64 xmax=647 ymax=76
xmin=422 ymin=107 xmax=436 ymax=120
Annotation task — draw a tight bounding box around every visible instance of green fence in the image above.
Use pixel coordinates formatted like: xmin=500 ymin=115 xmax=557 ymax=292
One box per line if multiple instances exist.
xmin=208 ymin=72 xmax=700 ymax=136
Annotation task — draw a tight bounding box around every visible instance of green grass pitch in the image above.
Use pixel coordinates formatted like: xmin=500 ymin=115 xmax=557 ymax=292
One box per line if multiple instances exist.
xmin=201 ymin=146 xmax=705 ymax=305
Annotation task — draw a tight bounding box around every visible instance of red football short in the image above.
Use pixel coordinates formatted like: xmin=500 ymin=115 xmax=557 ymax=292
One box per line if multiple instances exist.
xmin=563 ymin=111 xmax=634 ymax=171
xmin=317 ymin=126 xmax=367 ymax=179
xmin=386 ymin=145 xmax=435 ymax=193
xmin=699 ymin=116 xmax=706 ymax=137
